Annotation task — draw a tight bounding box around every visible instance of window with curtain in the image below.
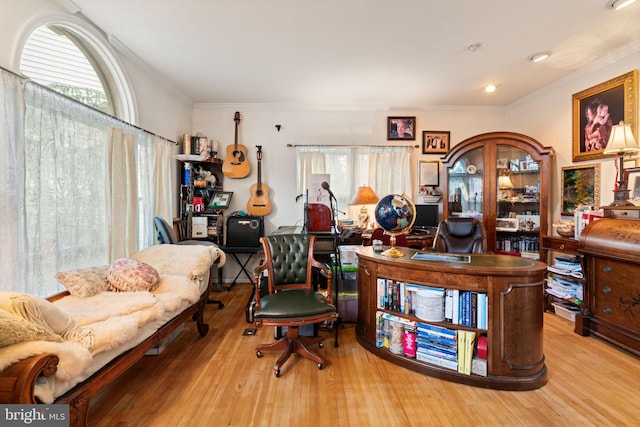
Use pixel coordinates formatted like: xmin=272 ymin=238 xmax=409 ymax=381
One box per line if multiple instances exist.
xmin=296 ymin=145 xmax=413 ymax=220
xmin=0 ymin=68 xmax=173 ymax=296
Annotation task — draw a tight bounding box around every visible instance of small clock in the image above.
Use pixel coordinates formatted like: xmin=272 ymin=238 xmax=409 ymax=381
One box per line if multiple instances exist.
xmin=467 ymin=165 xmax=477 ymax=174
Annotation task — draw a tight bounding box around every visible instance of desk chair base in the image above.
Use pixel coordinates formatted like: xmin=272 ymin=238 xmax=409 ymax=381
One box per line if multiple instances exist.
xmin=255 ymin=326 xmax=325 ymax=377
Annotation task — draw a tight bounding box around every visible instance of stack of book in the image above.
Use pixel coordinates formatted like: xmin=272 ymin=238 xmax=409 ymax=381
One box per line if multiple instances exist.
xmin=546 ymin=256 xmax=583 ymax=305
xmin=415 ymin=322 xmax=458 ymax=371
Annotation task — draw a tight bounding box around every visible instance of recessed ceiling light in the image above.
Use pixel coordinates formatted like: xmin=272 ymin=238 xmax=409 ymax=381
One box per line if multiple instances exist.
xmin=605 ymin=0 xmax=638 ymax=10
xmin=528 ymin=52 xmax=550 ymax=63
xmin=485 ymin=84 xmax=497 ymax=93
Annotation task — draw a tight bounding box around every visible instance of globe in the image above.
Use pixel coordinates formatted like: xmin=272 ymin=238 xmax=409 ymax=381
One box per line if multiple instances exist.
xmin=374 ymin=194 xmax=416 ymax=257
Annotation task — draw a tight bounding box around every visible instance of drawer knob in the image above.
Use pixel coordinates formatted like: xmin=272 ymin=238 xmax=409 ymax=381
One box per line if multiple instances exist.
xmin=603 ymin=286 xmax=611 ymax=295
xmin=603 ymin=307 xmax=612 ymax=315
xmin=559 ymin=244 xmax=565 ymax=250
xmin=603 ymin=265 xmax=612 ymax=273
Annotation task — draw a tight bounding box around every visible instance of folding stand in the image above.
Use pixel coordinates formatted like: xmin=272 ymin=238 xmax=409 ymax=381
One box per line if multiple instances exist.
xmin=219 ymin=245 xmax=262 ymax=289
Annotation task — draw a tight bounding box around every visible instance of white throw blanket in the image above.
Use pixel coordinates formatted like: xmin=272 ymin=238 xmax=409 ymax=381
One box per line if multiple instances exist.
xmin=0 ymin=243 xmax=221 ymax=404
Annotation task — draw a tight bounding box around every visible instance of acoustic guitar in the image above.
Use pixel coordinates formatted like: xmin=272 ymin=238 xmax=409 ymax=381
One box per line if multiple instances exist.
xmin=246 ymin=145 xmax=273 ymax=216
xmin=222 ymin=111 xmax=250 ymax=178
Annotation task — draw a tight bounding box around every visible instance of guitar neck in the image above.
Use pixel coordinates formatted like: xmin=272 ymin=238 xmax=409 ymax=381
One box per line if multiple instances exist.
xmin=256 ymin=146 xmax=263 ymax=191
xmin=233 ymin=111 xmax=241 ymax=149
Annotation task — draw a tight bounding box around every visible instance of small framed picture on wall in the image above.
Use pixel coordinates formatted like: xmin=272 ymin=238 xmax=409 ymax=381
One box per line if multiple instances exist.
xmin=387 ymin=116 xmax=416 ymax=140
xmin=422 ymin=131 xmax=450 ymax=154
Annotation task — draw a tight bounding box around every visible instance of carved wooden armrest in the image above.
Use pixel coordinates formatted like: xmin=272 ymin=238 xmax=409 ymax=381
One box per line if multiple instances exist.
xmin=0 ymin=354 xmax=59 ymax=403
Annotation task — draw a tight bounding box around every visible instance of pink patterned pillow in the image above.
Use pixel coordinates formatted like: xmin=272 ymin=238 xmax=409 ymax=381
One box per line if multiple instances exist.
xmin=107 ymin=258 xmax=160 ymax=292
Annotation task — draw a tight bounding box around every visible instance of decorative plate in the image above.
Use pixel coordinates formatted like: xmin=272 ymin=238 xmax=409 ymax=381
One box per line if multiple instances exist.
xmin=467 ymin=165 xmax=477 ymax=174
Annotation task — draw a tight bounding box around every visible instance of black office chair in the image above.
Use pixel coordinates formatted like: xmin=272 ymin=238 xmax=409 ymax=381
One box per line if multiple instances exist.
xmin=432 ymin=217 xmax=487 ymax=254
xmin=153 ymin=216 xmax=224 ymax=309
xmin=253 ymin=234 xmax=338 ymax=377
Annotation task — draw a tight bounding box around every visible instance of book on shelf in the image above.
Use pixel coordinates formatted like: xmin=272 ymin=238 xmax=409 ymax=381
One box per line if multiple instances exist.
xmin=456 ymin=330 xmax=477 ymax=375
xmin=443 ymin=290 xmax=487 ymax=329
xmin=416 ymin=351 xmax=458 ymax=371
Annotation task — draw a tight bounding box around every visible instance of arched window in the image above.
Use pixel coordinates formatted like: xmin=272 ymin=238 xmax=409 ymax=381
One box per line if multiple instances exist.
xmin=19 ymin=22 xmax=135 ymax=122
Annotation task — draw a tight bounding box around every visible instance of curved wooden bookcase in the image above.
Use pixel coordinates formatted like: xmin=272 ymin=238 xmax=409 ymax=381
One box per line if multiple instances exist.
xmin=355 ymin=246 xmax=548 ymax=390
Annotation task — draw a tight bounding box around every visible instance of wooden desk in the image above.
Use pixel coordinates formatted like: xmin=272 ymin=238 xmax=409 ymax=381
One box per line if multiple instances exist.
xmin=355 ymin=246 xmax=548 ymax=390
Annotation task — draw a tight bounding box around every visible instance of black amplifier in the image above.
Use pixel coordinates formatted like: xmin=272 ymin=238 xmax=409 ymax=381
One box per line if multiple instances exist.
xmin=225 ymin=215 xmax=264 ymax=248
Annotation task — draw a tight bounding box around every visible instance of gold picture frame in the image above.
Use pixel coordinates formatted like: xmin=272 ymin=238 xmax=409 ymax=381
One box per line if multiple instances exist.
xmin=572 ymin=70 xmax=637 ymax=162
xmin=561 ymin=164 xmax=601 ymax=215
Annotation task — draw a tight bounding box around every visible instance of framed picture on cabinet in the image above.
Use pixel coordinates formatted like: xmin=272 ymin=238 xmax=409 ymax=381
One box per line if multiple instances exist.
xmin=624 ymin=167 xmax=640 ymax=204
xmin=387 ymin=116 xmax=416 ymax=140
xmin=516 ymin=214 xmax=540 ymax=232
xmin=561 ymin=164 xmax=600 ymax=216
xmin=572 ymin=70 xmax=637 ymax=162
xmin=422 ymin=131 xmax=450 ymax=154
xmin=496 ymin=218 xmax=518 ymax=232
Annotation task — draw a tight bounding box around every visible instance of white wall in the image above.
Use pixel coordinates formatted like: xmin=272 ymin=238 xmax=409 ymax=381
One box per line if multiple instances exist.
xmin=506 ymin=49 xmax=640 ymax=222
xmin=193 ymin=104 xmax=506 ymax=235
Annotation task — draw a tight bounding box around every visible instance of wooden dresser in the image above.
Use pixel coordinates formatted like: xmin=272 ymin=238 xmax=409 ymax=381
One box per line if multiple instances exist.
xmin=578 ymin=214 xmax=640 ymax=356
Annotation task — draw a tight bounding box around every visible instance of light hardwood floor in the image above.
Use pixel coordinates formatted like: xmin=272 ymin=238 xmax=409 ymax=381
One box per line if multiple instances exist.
xmin=88 ymin=283 xmax=640 ymax=427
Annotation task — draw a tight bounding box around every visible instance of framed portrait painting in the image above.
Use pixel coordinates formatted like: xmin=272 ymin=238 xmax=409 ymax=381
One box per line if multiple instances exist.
xmin=561 ymin=164 xmax=600 ymax=215
xmin=422 ymin=131 xmax=450 ymax=154
xmin=572 ymin=70 xmax=637 ymax=162
xmin=387 ymin=116 xmax=416 ymax=140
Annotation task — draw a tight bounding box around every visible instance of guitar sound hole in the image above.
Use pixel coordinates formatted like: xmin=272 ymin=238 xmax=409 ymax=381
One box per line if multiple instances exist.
xmin=233 ymin=150 xmax=245 ymax=161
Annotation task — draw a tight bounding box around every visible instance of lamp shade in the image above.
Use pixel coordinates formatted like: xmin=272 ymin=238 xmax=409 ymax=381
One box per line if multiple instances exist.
xmin=498 ymin=175 xmax=514 ymax=188
xmin=603 ymin=121 xmax=639 ymax=155
xmin=350 ymin=185 xmax=379 ymax=205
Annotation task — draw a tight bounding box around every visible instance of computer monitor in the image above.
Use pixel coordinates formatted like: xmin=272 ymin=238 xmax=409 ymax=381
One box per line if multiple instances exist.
xmin=412 ymin=204 xmax=440 ymax=231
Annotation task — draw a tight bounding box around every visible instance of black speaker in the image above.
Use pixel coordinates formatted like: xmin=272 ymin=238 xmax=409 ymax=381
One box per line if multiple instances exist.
xmin=225 ymin=215 xmax=264 ymax=248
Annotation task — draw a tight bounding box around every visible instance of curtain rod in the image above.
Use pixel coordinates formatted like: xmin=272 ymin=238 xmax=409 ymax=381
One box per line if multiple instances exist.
xmin=1 ymin=65 xmax=178 ymax=145
xmin=287 ymin=143 xmax=419 ymax=148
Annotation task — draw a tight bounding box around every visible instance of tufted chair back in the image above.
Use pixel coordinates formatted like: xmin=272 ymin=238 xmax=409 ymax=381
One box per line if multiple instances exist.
xmin=259 ymin=234 xmax=333 ymax=300
xmin=263 ymin=234 xmax=313 ymax=288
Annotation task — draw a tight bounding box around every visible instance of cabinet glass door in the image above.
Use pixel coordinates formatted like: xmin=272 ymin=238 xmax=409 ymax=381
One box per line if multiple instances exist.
xmin=495 ymin=146 xmax=541 ymax=258
xmin=446 ymin=146 xmax=484 ymax=220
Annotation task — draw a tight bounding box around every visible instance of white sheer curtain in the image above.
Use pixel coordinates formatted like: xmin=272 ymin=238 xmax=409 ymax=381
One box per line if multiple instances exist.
xmin=0 ymin=68 xmax=174 ymax=296
xmin=0 ymin=70 xmax=27 ymax=292
xmin=296 ymin=145 xmax=412 ymax=216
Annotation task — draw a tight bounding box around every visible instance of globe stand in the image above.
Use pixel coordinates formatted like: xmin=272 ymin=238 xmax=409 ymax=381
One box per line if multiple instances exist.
xmin=381 ymin=233 xmax=405 ymax=258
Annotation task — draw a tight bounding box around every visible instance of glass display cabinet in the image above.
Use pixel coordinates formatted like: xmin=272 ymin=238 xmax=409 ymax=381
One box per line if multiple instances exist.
xmin=441 ymin=132 xmax=554 ymax=259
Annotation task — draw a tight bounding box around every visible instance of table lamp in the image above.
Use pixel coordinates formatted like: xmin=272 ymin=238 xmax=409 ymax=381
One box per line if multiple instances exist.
xmin=603 ymin=121 xmax=639 ymax=206
xmin=498 ymin=174 xmax=513 ymax=199
xmin=350 ymin=185 xmax=379 ymax=229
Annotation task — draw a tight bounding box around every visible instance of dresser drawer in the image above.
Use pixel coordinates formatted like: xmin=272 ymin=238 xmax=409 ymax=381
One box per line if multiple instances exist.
xmin=543 ymin=236 xmax=579 ymax=253
xmin=605 ymin=208 xmax=640 ymax=220
xmin=592 ymin=259 xmax=640 ymax=333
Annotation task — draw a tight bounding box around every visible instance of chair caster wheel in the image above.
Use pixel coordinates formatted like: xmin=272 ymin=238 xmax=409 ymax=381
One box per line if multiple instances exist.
xmin=275 ymin=369 xmax=280 ymax=377
xmin=319 ymin=342 xmax=323 ymax=348
xmin=256 ymin=351 xmax=263 ymax=358
xmin=317 ymin=363 xmax=323 ymax=370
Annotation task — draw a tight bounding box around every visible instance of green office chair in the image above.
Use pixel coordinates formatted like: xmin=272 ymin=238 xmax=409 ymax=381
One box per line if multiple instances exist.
xmin=253 ymin=234 xmax=337 ymax=377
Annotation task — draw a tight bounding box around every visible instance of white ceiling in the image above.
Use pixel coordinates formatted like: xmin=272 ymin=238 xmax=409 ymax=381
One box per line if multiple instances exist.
xmin=69 ymin=0 xmax=640 ymax=107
